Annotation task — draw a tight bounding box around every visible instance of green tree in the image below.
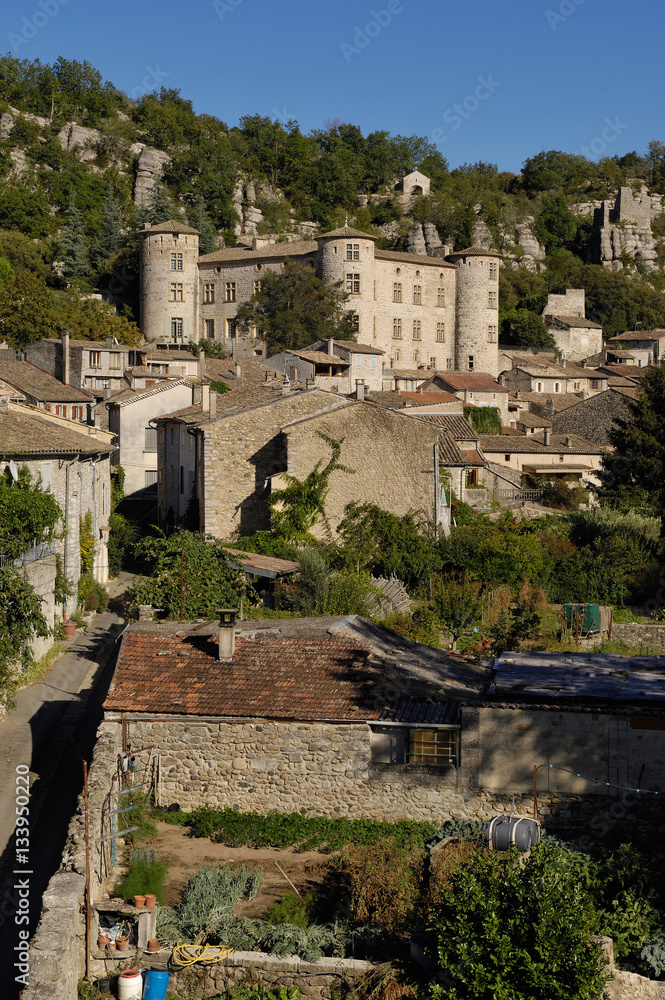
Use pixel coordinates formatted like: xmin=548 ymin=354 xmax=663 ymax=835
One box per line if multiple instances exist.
xmin=92 ymin=184 xmax=125 ymax=267
xmin=235 ymin=258 xmax=357 ymax=355
xmin=0 ymin=257 xmax=14 ymax=291
xmin=0 ymin=466 xmax=62 ymax=560
xmin=430 ymin=574 xmax=483 ymax=649
xmin=0 ymin=270 xmax=58 ymax=347
xmin=128 ymin=530 xmax=245 ymax=619
xmin=0 ymin=567 xmax=49 ymax=708
xmin=522 ymin=150 xmax=592 ymax=193
xmin=60 ymin=191 xmax=89 ymax=279
xmin=427 ymin=843 xmax=608 ymax=1000
xmin=534 ymin=194 xmax=579 ymax=254
xmin=196 ymin=200 xmax=218 ymax=255
xmin=502 ymin=308 xmax=556 ymax=350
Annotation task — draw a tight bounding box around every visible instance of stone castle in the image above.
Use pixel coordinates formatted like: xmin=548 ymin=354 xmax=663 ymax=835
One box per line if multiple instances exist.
xmin=140 ymin=210 xmax=503 ymax=377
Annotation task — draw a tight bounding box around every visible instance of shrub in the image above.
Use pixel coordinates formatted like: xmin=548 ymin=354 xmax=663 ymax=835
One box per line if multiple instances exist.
xmin=265 ymin=891 xmax=316 ymax=929
xmin=77 ymin=573 xmax=108 ymax=613
xmin=114 ymin=847 xmax=168 ymax=904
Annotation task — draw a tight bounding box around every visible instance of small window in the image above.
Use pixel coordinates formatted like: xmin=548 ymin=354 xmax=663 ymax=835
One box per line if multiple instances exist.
xmin=226 ymin=319 xmax=237 ymax=339
xmin=145 ymin=470 xmax=158 ymax=489
xmin=505 ymin=454 xmax=510 ymax=462
xmin=371 ymin=355 xmax=376 ymax=370
xmin=436 ymin=322 xmax=445 ymax=343
xmin=393 ymin=319 xmax=402 ymax=340
xmin=487 ymin=324 xmax=497 ymax=343
xmin=573 ymin=381 xmax=580 ymax=390
xmin=446 ymin=358 xmax=453 ymax=370
xmin=488 ymin=290 xmax=497 ymax=308
xmin=412 ymin=320 xmax=421 ymax=341
xmin=253 ymin=279 xmax=261 ymax=295
xmin=203 ymin=281 xmax=215 ymax=304
xmin=145 ymin=427 xmax=157 ymax=452
xmin=413 ymin=285 xmax=422 ymax=305
xmin=355 ymin=354 xmax=362 ymax=369
xmin=89 ymin=351 xmax=101 ymax=368
xmin=170 ymin=252 xmax=183 ymax=271
xmin=559 ymin=455 xmax=564 ymax=462
xmin=395 ymin=349 xmax=401 ymax=362
xmin=408 ymin=728 xmax=459 ymax=767
xmin=346 ymin=243 xmax=360 ymax=261
xmin=489 ymin=262 xmax=498 ymax=279
xmin=430 ymin=357 xmax=437 ymax=369
xmin=225 ymin=281 xmax=237 ymax=302
xmin=346 ymin=273 xmax=360 ymax=294
xmin=171 ymin=317 xmax=183 ymax=338
xmin=351 ymin=313 xmax=360 ymax=333
xmin=536 ymin=381 xmax=543 ymax=392
xmin=205 ymin=318 xmax=215 ymax=338
xmin=467 ymin=355 xmax=475 ymax=371
xmin=590 ymin=379 xmax=600 ymax=389
xmin=393 ymin=282 xmax=402 ymax=303
xmin=169 ymin=282 xmax=184 ymax=302
xmin=413 ymin=351 xmax=419 ymax=364
xmin=109 ymin=352 xmax=121 ymax=369
xmin=554 ymin=382 xmax=561 ymax=393
xmin=437 ymin=287 xmax=445 ymax=307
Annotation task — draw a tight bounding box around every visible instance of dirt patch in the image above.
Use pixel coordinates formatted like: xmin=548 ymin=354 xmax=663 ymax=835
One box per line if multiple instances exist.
xmin=150 ymin=821 xmax=327 ymax=916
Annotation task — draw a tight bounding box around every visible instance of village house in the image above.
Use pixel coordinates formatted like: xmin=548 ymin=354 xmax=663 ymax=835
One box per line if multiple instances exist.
xmin=264 ymin=338 xmax=386 ymax=394
xmin=102 ymin=613 xmax=665 ymax=822
xmin=0 ymin=358 xmax=94 ymax=423
xmin=548 ymin=387 xmax=636 ymax=447
xmin=500 ymin=360 xmax=607 ymax=397
xmin=26 ymin=333 xmax=130 ymax=398
xmin=416 ymin=371 xmax=510 ymax=422
xmin=604 ymin=329 xmax=665 ymax=367
xmin=477 ymin=429 xmax=605 ymax=487
xmin=541 ymin=289 xmax=603 ymax=361
xmin=0 ymin=399 xmax=113 ymax=651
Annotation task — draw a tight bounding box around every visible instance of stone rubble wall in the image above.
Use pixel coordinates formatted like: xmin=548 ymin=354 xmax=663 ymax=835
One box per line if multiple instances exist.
xmin=611 ymin=622 xmax=665 ymax=651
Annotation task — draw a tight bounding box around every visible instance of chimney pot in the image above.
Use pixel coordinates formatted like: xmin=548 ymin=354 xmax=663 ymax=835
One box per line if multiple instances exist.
xmin=543 ymin=427 xmax=551 ymax=446
xmin=355 ymin=379 xmax=365 ymax=401
xmin=209 ymin=390 xmax=217 ymax=419
xmin=217 ymin=608 xmax=238 ymax=660
xmin=327 ymin=337 xmax=335 ymax=356
xmin=234 ymin=361 xmax=242 ymax=379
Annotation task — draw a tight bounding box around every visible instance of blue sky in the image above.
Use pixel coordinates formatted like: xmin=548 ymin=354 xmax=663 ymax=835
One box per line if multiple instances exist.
xmin=3 ymin=0 xmax=663 ymax=172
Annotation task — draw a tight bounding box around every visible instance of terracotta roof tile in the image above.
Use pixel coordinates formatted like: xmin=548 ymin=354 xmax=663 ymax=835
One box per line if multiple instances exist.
xmin=0 ymin=408 xmax=113 ymax=455
xmin=0 ymin=362 xmax=93 ymax=402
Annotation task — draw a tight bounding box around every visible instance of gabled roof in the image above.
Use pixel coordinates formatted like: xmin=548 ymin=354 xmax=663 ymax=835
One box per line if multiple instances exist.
xmin=311 ymin=339 xmax=385 ymax=356
xmin=142 ymin=219 xmax=201 ymax=235
xmin=104 ymin=615 xmax=484 ymax=722
xmin=198 ymin=241 xmax=316 ymax=265
xmin=596 ymin=364 xmax=655 ymax=378
xmin=291 ymin=350 xmax=350 ymax=366
xmin=478 ymin=432 xmax=602 ymax=454
xmin=396 ymin=391 xmax=460 ymax=405
xmin=105 ymin=378 xmax=195 ymax=407
xmin=0 ymin=361 xmax=93 ymax=402
xmin=516 ymin=411 xmax=552 ymax=428
xmin=544 ymin=314 xmax=603 ymax=329
xmin=429 ymin=372 xmax=508 ymax=392
xmin=0 ymin=407 xmax=113 ymax=455
xmin=609 ymin=329 xmax=665 ymax=342
xmin=416 ymin=414 xmax=478 ymax=441
xmin=374 ymin=248 xmax=455 ymax=269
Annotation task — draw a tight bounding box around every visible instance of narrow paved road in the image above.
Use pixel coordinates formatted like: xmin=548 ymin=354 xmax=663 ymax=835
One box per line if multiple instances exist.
xmin=0 ymin=612 xmax=124 ymax=1000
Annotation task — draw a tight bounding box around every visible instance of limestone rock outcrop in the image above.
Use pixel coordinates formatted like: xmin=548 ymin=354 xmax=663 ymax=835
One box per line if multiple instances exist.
xmin=133 ymin=145 xmax=171 ymax=206
xmin=57 ymin=122 xmax=100 ymax=162
xmin=591 ymin=185 xmax=663 ymax=272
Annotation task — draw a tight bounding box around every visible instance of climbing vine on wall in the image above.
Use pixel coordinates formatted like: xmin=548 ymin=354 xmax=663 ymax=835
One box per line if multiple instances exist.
xmin=269 ymin=433 xmax=354 ymax=540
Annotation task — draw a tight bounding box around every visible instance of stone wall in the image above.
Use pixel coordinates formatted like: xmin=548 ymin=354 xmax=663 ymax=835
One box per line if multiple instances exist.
xmin=24 ymin=724 xmax=119 ymax=1000
xmin=550 ymin=389 xmax=630 ymax=447
xmin=612 ymin=622 xmax=665 ymax=652
xmin=280 ymin=401 xmax=442 ymax=537
xmin=200 ymin=389 xmax=347 ymax=538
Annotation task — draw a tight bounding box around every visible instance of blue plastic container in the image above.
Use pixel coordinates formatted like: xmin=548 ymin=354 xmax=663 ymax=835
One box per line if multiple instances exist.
xmin=143 ymin=969 xmax=169 ymax=1000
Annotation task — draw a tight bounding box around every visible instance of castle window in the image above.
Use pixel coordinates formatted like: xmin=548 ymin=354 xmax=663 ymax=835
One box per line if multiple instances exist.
xmin=412 ymin=320 xmax=421 ymax=341
xmin=205 ymin=319 xmax=215 ymax=339
xmin=488 ymin=291 xmax=497 ymax=308
xmin=393 ymin=319 xmax=402 ymax=340
xmin=489 ymin=262 xmax=498 ymax=279
xmin=413 ymin=351 xmax=419 ymax=363
xmin=393 ymin=282 xmax=402 ymax=303
xmin=203 ymin=282 xmax=215 ymax=304
xmin=413 ymin=285 xmax=422 ymax=305
xmin=170 ymin=252 xmax=183 ymax=271
xmin=436 ymin=322 xmax=445 ymax=343
xmin=346 ymin=243 xmax=360 ymax=261
xmin=437 ymin=287 xmax=445 ymax=307
xmin=253 ymin=279 xmax=261 ymax=295
xmin=487 ymin=324 xmax=497 ymax=343
xmin=430 ymin=357 xmax=437 ymax=369
xmin=171 ymin=318 xmax=183 ymax=338
xmin=225 ymin=281 xmax=237 ymax=302
xmin=467 ymin=355 xmax=475 ymax=371
xmin=446 ymin=358 xmax=453 ymax=370
xmin=395 ymin=349 xmax=401 ymax=362
xmin=351 ymin=313 xmax=360 ymax=333
xmin=169 ymin=282 xmax=184 ymax=302
xmin=89 ymin=351 xmax=101 ymax=368
xmin=226 ymin=319 xmax=237 ymax=338
xmin=346 ymin=273 xmax=360 ymax=294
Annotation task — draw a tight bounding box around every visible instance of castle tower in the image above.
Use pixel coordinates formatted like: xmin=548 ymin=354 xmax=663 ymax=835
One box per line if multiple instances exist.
xmin=316 ymin=226 xmax=378 ymax=346
xmin=446 ymin=245 xmax=501 ymax=376
xmin=139 ymin=220 xmax=200 ymax=344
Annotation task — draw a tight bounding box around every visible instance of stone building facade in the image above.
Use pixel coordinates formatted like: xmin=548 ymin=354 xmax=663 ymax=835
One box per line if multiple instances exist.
xmin=139 ymin=217 xmax=503 ymax=376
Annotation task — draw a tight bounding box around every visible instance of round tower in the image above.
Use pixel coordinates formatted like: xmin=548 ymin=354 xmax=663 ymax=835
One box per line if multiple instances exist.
xmin=446 ymin=245 xmax=502 ymax=377
xmin=139 ymin=220 xmax=200 ymax=344
xmin=316 ymin=226 xmax=377 ymax=346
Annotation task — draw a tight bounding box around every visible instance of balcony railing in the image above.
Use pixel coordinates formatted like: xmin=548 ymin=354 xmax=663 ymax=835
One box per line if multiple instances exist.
xmin=0 ymin=539 xmax=56 ymax=568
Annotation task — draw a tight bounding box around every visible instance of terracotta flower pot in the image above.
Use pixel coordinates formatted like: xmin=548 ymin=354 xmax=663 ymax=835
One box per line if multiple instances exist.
xmin=144 ymin=894 xmax=157 ymax=908
xmin=147 ymin=938 xmax=160 ymax=953
xmin=107 ymin=940 xmax=116 ymax=953
xmin=133 ymin=894 xmax=146 ymax=908
xmin=116 ymin=937 xmax=129 ymax=952
xmin=63 ymin=621 xmax=76 ymax=636
xmin=97 ymin=934 xmax=110 ymax=949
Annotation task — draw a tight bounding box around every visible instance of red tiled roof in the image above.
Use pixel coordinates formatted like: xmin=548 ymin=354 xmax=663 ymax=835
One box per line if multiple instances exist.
xmin=433 ymin=373 xmax=508 ymax=391
xmin=460 ymin=449 xmax=486 ymax=466
xmin=397 ymin=391 xmax=459 ymax=405
xmin=105 ymin=632 xmax=383 ymax=721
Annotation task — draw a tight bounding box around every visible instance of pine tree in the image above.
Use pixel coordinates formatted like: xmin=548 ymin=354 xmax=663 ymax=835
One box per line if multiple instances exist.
xmin=92 ymin=184 xmax=124 ymax=266
xmin=196 ymin=200 xmax=218 ymax=254
xmin=60 ymin=191 xmax=89 ymax=279
xmin=139 ymin=182 xmax=178 ymax=225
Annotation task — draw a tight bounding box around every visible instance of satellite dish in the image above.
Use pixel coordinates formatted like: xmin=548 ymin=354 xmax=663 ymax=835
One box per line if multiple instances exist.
xmin=8 ymin=460 xmax=18 ymax=482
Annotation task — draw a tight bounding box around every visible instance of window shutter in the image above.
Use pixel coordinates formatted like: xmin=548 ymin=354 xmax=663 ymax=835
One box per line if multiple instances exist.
xmin=164 ymin=317 xmax=170 ymax=338
xmin=183 ymin=318 xmax=190 ymax=340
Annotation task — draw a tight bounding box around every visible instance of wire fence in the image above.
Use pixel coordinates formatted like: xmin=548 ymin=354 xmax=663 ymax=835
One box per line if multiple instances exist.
xmin=0 ymin=539 xmax=57 ymax=568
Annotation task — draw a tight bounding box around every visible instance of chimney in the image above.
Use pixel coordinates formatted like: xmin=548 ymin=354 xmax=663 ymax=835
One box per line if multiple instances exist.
xmin=0 ymin=395 xmax=9 ymax=412
xmin=234 ymin=361 xmax=242 ymax=379
xmin=565 ymin=435 xmax=572 ymax=447
xmin=305 ymin=377 xmax=315 ymax=389
xmin=327 ymin=337 xmax=335 ymax=356
xmin=198 ymin=347 xmax=206 ymax=379
xmin=103 ymin=386 xmax=111 ymax=400
xmin=209 ymin=390 xmax=217 ymax=419
xmin=355 ymin=379 xmax=365 ymax=400
xmin=62 ymin=330 xmax=70 ymax=386
xmin=193 ymin=382 xmax=202 ymax=405
xmin=543 ymin=427 xmax=551 ymax=446
xmin=138 ymin=604 xmax=154 ymax=621
xmin=217 ymin=608 xmax=238 ymax=660
xmin=105 ymin=336 xmax=114 ymax=348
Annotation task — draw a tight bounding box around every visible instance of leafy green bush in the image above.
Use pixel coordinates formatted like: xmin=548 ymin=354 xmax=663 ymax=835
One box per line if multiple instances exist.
xmin=640 ymin=939 xmax=665 ymax=979
xmin=77 ymin=574 xmax=109 ymax=613
xmin=265 ymin=891 xmax=316 ymax=929
xmin=179 ymin=807 xmax=437 ymax=853
xmin=114 ymin=847 xmax=168 ymax=904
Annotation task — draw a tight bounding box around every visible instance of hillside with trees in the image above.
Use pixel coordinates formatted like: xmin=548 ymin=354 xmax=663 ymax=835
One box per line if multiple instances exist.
xmin=2 ymin=54 xmax=665 ymax=349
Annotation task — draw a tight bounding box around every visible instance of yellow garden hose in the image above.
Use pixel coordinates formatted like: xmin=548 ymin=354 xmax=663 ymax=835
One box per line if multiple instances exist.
xmin=171 ymin=943 xmax=234 ymax=967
